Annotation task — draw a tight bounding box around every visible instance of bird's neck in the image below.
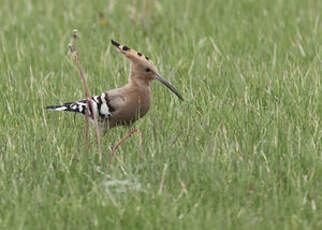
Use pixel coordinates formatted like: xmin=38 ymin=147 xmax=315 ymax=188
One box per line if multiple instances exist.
xmin=126 ymin=74 xmax=152 ymax=119
xmin=128 ymin=75 xmax=151 ymax=89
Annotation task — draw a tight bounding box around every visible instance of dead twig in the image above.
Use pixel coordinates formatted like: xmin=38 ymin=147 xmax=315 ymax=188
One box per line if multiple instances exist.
xmin=68 ymin=29 xmax=103 ymax=165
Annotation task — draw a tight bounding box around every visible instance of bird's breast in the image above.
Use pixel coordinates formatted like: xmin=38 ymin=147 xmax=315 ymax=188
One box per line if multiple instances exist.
xmin=129 ymin=89 xmax=151 ymax=121
xmin=109 ymin=87 xmax=151 ymax=127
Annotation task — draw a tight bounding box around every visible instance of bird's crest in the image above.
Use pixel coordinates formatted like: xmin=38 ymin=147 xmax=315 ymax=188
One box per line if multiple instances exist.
xmin=111 ymin=40 xmax=152 ymax=65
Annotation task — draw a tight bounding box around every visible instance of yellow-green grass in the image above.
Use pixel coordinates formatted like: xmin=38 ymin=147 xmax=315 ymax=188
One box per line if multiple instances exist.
xmin=0 ymin=0 xmax=321 ymax=229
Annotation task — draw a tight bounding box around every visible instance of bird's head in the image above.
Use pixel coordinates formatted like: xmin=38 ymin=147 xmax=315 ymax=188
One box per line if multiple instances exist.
xmin=111 ymin=40 xmax=183 ymax=101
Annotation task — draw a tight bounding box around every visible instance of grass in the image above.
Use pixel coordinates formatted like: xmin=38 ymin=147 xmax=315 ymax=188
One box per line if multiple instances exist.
xmin=0 ymin=0 xmax=321 ymax=229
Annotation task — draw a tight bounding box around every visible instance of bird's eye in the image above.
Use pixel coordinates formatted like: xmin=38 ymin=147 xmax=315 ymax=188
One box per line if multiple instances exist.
xmin=145 ymin=67 xmax=151 ymax=72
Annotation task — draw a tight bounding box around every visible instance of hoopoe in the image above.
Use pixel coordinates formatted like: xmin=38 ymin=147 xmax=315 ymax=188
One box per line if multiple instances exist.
xmin=46 ymin=40 xmax=183 ymax=132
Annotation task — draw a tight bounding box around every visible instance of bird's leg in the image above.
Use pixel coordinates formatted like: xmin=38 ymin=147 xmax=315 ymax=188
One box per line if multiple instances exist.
xmin=126 ymin=125 xmax=143 ymax=146
xmin=109 ymin=127 xmax=142 ymax=167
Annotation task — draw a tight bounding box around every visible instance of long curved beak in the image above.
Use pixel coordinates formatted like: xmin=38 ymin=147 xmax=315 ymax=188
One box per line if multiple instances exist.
xmin=155 ymin=74 xmax=184 ymax=101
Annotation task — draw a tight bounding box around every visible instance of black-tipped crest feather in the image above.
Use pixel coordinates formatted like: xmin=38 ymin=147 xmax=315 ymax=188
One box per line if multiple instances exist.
xmin=111 ymin=40 xmax=120 ymax=47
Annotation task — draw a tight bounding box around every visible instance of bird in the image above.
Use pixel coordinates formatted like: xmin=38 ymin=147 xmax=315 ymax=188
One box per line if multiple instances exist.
xmin=46 ymin=40 xmax=183 ymax=133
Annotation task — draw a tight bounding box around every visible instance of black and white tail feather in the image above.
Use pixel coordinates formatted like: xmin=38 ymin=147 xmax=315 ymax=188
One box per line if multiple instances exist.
xmin=46 ymin=92 xmax=115 ymax=120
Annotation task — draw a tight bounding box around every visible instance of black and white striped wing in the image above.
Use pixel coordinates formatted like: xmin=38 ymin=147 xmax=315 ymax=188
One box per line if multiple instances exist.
xmin=46 ymin=92 xmax=115 ymax=119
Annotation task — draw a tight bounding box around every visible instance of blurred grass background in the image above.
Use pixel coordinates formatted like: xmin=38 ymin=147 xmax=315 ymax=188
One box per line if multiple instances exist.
xmin=0 ymin=0 xmax=321 ymax=229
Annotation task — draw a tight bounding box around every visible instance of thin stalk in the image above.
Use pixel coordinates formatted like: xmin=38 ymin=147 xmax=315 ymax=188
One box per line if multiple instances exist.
xmin=69 ymin=29 xmax=103 ymax=165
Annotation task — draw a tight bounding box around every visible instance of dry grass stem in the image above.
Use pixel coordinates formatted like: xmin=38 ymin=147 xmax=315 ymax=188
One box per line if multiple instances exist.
xmin=69 ymin=29 xmax=103 ymax=165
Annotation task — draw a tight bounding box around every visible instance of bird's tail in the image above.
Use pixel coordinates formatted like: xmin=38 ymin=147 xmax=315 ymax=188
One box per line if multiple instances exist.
xmin=46 ymin=101 xmax=87 ymax=115
xmin=46 ymin=93 xmax=113 ymax=119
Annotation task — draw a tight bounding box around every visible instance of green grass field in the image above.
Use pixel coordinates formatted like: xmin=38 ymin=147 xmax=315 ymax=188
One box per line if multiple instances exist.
xmin=1 ymin=0 xmax=321 ymax=229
